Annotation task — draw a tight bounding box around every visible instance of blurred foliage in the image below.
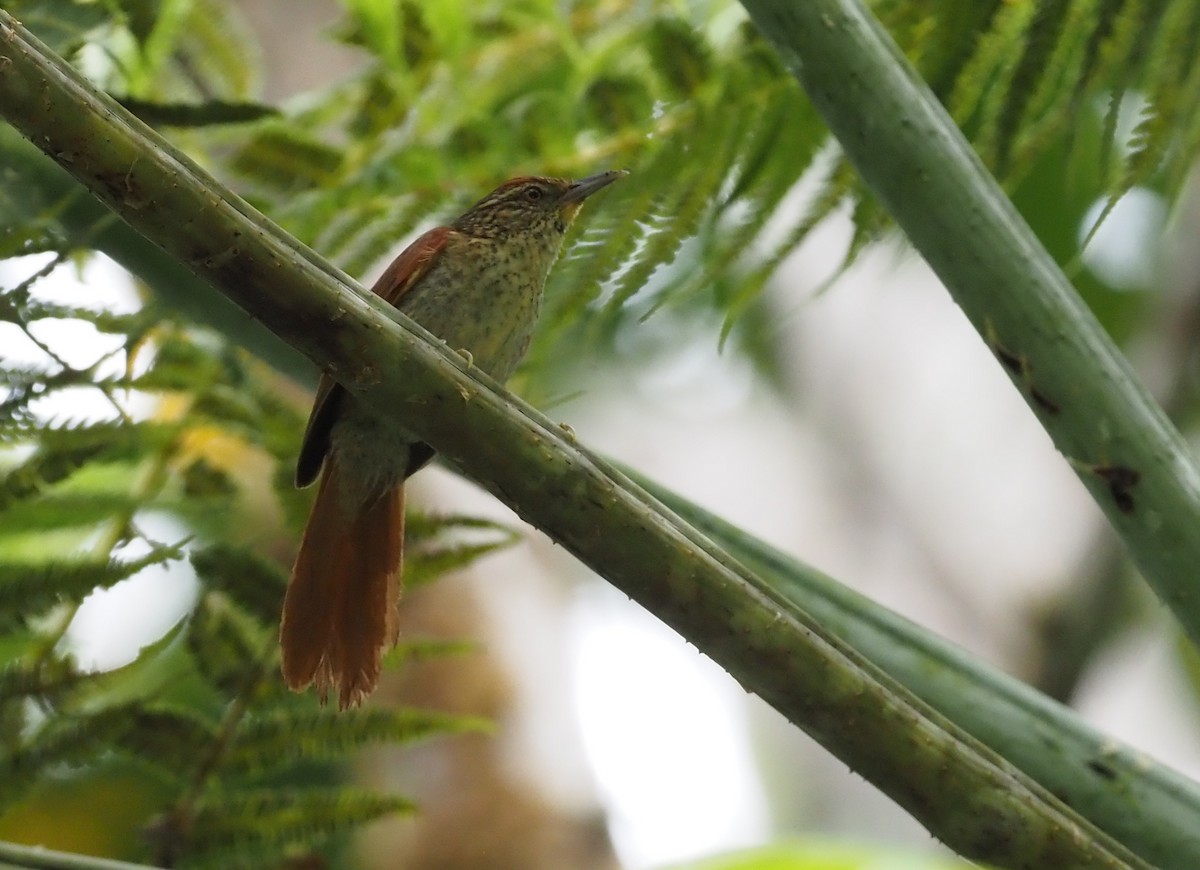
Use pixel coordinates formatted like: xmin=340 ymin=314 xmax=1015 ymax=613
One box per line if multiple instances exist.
xmin=666 ymin=840 xmax=980 ymax=869
xmin=4 ymin=0 xmax=1199 ymax=386
xmin=3 ymin=0 xmax=1200 ymax=867
xmin=0 ymin=258 xmax=502 ymax=866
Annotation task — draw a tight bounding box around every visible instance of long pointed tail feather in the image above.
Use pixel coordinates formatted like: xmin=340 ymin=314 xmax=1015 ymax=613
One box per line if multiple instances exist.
xmin=280 ymin=457 xmax=404 ymax=709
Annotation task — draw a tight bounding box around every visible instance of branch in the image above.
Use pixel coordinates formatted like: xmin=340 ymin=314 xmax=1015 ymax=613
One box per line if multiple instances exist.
xmin=638 ymin=471 xmax=1200 ymax=870
xmin=738 ymin=0 xmax=1200 ymax=646
xmin=0 ymin=124 xmax=310 ymax=378
xmin=0 ymin=841 xmax=159 ymax=870
xmin=0 ymin=12 xmax=1151 ymax=868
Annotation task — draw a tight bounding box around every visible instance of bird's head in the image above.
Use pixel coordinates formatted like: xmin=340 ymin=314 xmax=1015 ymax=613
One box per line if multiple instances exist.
xmin=454 ymin=170 xmax=626 ymax=241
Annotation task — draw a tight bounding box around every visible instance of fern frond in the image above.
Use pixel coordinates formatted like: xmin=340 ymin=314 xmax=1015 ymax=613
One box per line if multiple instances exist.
xmin=404 ymin=511 xmax=521 ymax=539
xmin=331 ymin=197 xmax=429 ymax=278
xmin=0 ymin=648 xmax=82 ymax=703
xmin=0 ymin=445 xmax=107 ymax=513
xmin=1096 ymin=0 xmax=1171 ymax=176
xmin=719 ymin=155 xmax=853 ymax=341
xmin=0 ymin=492 xmax=144 ymax=535
xmin=12 ymin=299 xmax=158 ymax=337
xmin=609 ymin=104 xmax=737 ymax=311
xmin=225 ymin=708 xmax=488 ymax=778
xmin=646 ymin=17 xmax=713 ymax=99
xmin=384 ymin=636 xmax=479 ymax=666
xmin=948 ymin=0 xmax=1040 ymax=150
xmin=186 ymin=593 xmax=269 ymax=696
xmin=1 ymin=714 xmax=111 ymax=811
xmin=404 ymin=512 xmax=521 ymax=587
xmin=1121 ymin=0 xmax=1200 ymax=192
xmin=112 ymin=706 xmax=220 ymax=779
xmin=1071 ymin=0 xmax=1126 ymax=111
xmin=189 ymin=545 xmax=286 ymax=626
xmin=185 ymin=787 xmax=415 ymax=866
xmin=991 ymin=0 xmax=1074 ymax=173
xmin=1007 ymin=0 xmax=1101 ymax=171
xmin=0 ymin=544 xmax=186 ymax=618
xmin=0 ymin=362 xmax=60 ymax=388
xmin=168 ymin=0 xmax=264 ymax=101
xmin=0 ymin=703 xmax=185 ymax=810
xmin=61 ymin=620 xmax=195 ymax=708
xmin=404 ymin=538 xmax=521 ymax=588
xmin=231 ymin=125 xmax=345 ymax=192
xmin=34 ymin=419 xmax=176 ymax=457
xmin=117 ymin=97 xmax=279 ymax=128
xmin=1091 ymin=0 xmax=1197 ymax=232
xmin=8 ymin=3 xmax=1200 ymax=866
xmin=0 ymin=0 xmax=110 ymax=57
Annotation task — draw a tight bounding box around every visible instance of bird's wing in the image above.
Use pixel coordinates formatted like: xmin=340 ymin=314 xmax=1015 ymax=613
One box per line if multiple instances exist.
xmin=294 ymin=227 xmax=453 ymax=487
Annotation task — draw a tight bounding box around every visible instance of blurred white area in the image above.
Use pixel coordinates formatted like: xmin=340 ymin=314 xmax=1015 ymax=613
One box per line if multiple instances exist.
xmin=67 ymin=515 xmax=199 ymax=671
xmin=1081 ymin=187 xmax=1168 ymax=290
xmin=571 ymin=583 xmax=771 ymax=867
xmin=0 ymin=254 xmax=141 ymax=424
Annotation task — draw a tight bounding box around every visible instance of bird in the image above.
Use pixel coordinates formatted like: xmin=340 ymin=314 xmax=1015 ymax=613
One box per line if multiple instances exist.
xmin=280 ymin=170 xmax=625 ymax=708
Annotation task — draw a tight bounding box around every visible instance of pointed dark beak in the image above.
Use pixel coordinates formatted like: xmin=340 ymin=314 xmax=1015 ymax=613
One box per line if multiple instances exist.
xmin=561 ymin=169 xmax=627 ymax=205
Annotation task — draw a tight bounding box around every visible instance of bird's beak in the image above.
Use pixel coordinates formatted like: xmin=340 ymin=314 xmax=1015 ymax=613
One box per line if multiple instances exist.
xmin=561 ymin=169 xmax=628 ymax=206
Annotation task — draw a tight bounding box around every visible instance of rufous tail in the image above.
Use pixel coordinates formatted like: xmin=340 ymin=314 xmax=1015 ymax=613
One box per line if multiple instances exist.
xmin=280 ymin=457 xmax=404 ymax=709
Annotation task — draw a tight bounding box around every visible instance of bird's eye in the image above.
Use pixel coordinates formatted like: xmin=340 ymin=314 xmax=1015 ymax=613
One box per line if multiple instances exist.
xmin=524 ymin=186 xmax=544 ymax=202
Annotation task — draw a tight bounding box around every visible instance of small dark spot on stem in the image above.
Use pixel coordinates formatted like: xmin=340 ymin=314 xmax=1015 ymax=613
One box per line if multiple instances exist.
xmin=1094 ymin=465 xmax=1140 ymax=513
xmin=1086 ymin=759 xmax=1118 ymax=780
xmin=1095 ymin=465 xmax=1140 ymax=488
xmin=990 ymin=342 xmax=1059 ymax=414
xmin=993 ymin=344 xmax=1024 ymax=375
xmin=1030 ymin=388 xmax=1060 ymax=415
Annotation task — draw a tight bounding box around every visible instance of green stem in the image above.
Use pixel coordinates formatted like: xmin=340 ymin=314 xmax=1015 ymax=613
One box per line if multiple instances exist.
xmin=736 ymin=0 xmax=1200 ymax=645
xmin=635 ymin=469 xmax=1200 ymax=870
xmin=0 ymin=841 xmax=159 ymax=870
xmin=0 ymin=12 xmax=1152 ymax=868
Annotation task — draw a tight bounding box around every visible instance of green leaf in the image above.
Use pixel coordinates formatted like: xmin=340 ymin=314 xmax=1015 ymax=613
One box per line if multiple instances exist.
xmin=2 ymin=706 xmax=145 ymax=810
xmin=185 ymin=593 xmax=268 ymax=696
xmin=403 ymin=512 xmax=521 ymax=587
xmin=0 ymin=544 xmax=186 ymax=620
xmin=0 ymin=493 xmax=144 ymax=536
xmin=225 ymin=708 xmax=488 ymax=777
xmin=66 ymin=621 xmax=198 ymax=711
xmin=0 ymin=649 xmax=82 ymax=705
xmin=3 ymin=0 xmax=109 ymax=56
xmin=186 ymin=787 xmax=415 ymax=866
xmin=340 ymin=0 xmax=403 ymax=70
xmin=189 ymin=545 xmax=287 ymax=627
xmin=116 ymin=98 xmax=279 ymax=129
xmin=647 ymin=18 xmax=713 ymax=98
xmin=0 ymin=446 xmax=108 ymax=515
xmin=112 ymin=706 xmax=219 ymax=778
xmin=114 ymin=0 xmax=161 ymax=43
xmin=231 ymin=125 xmax=344 ymax=192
